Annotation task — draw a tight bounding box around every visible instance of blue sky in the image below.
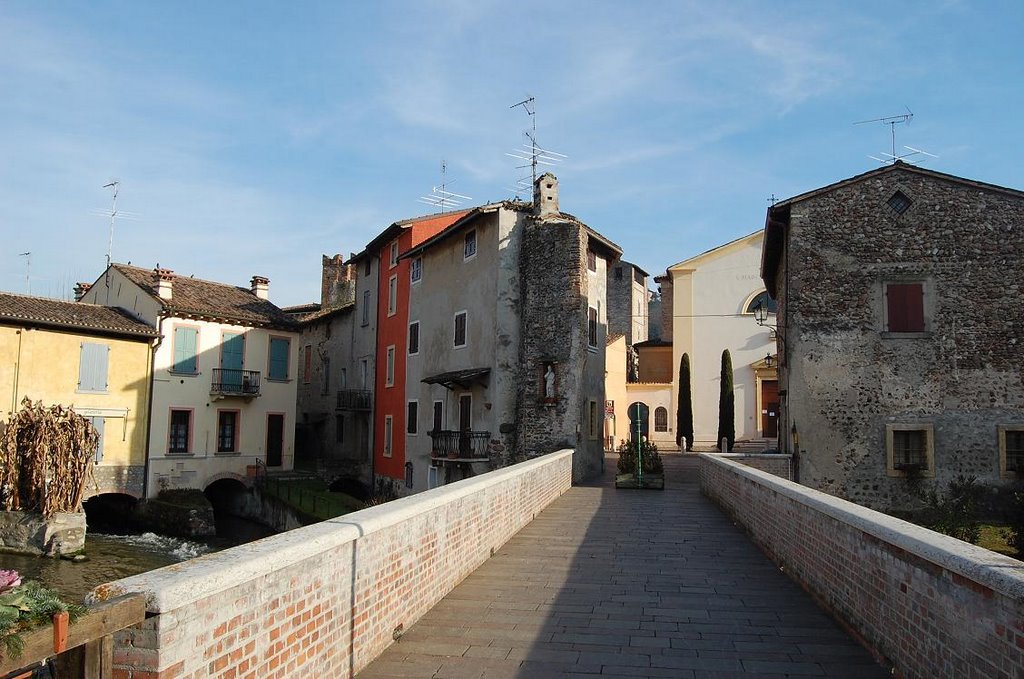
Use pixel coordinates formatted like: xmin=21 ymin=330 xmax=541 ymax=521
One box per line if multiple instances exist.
xmin=2 ymin=1 xmax=1022 ymax=306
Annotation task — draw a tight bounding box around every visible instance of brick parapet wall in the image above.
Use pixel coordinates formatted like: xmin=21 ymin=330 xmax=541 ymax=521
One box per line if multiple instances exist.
xmin=95 ymin=450 xmax=574 ymax=679
xmin=699 ymin=453 xmax=1024 ymax=679
xmin=85 ymin=464 xmax=145 ymax=499
xmin=711 ymin=453 xmax=792 ymax=480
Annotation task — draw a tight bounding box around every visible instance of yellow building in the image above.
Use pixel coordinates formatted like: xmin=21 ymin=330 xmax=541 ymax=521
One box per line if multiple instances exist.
xmin=0 ymin=292 xmax=157 ymax=498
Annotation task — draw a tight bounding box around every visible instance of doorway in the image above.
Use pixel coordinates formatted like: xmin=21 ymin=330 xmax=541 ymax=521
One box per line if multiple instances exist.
xmin=760 ymin=380 xmax=779 ymax=438
xmin=266 ymin=414 xmax=284 ymax=467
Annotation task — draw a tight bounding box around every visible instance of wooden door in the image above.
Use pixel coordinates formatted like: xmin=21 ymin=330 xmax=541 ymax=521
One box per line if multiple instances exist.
xmin=266 ymin=414 xmax=284 ymax=467
xmin=761 ymin=380 xmax=779 ymax=438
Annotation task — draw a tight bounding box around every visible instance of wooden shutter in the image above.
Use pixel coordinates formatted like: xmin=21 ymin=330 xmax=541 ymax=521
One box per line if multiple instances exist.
xmin=78 ymin=343 xmax=109 ymax=391
xmin=91 ymin=417 xmax=105 ymax=463
xmin=887 ymin=283 xmax=924 ymax=332
xmin=269 ymin=338 xmax=289 ymax=380
xmin=173 ymin=327 xmax=198 ymax=373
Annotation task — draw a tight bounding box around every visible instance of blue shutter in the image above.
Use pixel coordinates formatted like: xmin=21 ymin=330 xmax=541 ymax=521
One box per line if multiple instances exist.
xmin=91 ymin=417 xmax=105 ymax=464
xmin=78 ymin=343 xmax=109 ymax=391
xmin=173 ymin=327 xmax=198 ymax=373
xmin=269 ymin=338 xmax=289 ymax=380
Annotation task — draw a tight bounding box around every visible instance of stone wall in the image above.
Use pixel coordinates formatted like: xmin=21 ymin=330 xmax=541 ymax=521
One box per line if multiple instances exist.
xmin=85 ymin=464 xmax=145 ymax=499
xmin=516 ymin=216 xmax=599 ymax=480
xmin=781 ymin=166 xmax=1024 ymax=509
xmin=700 ymin=453 xmax=1024 ymax=679
xmin=655 ymin=274 xmax=673 ymax=342
xmin=95 ymin=450 xmax=573 ymax=679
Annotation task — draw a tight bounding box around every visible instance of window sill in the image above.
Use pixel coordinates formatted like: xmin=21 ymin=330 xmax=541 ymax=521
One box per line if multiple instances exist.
xmin=168 ymin=370 xmax=200 ymax=377
xmin=588 ymin=345 xmax=598 ymax=353
xmin=166 ymin=451 xmax=193 ymax=457
xmin=881 ymin=331 xmax=932 ymax=340
xmin=215 ymin=451 xmax=240 ymax=456
xmin=265 ymin=377 xmax=291 ymax=383
xmin=76 ymin=389 xmax=109 ymax=395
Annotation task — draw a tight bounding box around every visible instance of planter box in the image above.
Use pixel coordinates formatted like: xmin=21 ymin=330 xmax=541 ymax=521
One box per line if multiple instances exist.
xmin=614 ymin=473 xmax=664 ymax=490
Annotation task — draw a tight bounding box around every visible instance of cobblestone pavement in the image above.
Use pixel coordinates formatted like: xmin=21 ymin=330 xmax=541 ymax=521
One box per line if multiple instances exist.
xmin=357 ymin=454 xmax=890 ymax=678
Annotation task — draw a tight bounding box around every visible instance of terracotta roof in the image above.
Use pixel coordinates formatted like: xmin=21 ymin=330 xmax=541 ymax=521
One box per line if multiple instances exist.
xmin=110 ymin=264 xmax=298 ymax=330
xmin=291 ymin=302 xmax=355 ymax=325
xmin=606 ymin=332 xmax=626 ymax=346
xmin=0 ymin=292 xmax=158 ymax=339
xmin=632 ymin=339 xmax=672 ymax=349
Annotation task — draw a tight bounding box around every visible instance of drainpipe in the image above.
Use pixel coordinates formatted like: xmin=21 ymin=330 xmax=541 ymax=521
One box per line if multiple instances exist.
xmin=141 ymin=315 xmax=166 ymax=498
xmin=10 ymin=329 xmax=24 ymax=415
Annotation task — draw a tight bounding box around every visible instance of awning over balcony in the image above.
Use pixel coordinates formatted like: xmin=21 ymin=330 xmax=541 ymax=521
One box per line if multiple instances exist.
xmin=422 ymin=367 xmax=490 ymax=390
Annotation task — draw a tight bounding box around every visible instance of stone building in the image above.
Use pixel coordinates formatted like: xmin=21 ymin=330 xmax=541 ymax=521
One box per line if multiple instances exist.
xmin=606 ymin=260 xmax=649 ymax=347
xmin=400 ymin=173 xmax=620 ymax=488
xmin=761 ymin=162 xmax=1024 ymax=509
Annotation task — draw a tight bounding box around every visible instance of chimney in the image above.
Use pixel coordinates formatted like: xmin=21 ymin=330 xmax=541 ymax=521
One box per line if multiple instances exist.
xmin=251 ymin=275 xmax=270 ymax=300
xmin=73 ymin=282 xmax=92 ymax=302
xmin=533 ymin=172 xmax=559 ymax=218
xmin=155 ymin=268 xmax=174 ymax=300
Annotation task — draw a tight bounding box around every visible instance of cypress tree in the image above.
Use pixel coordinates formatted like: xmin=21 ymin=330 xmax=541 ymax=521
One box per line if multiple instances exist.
xmin=717 ymin=349 xmax=735 ymax=451
xmin=676 ymin=353 xmax=694 ymax=452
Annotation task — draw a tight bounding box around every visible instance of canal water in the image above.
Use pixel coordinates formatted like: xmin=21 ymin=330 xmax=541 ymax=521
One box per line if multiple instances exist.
xmin=1 ymin=513 xmax=276 ymax=603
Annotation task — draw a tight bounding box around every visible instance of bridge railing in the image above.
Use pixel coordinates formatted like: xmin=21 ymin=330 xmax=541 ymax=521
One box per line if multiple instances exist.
xmin=89 ymin=449 xmax=574 ymax=679
xmin=699 ymin=453 xmax=1024 ymax=679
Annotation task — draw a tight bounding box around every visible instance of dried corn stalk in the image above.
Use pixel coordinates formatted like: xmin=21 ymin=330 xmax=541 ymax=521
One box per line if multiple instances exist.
xmin=0 ymin=397 xmax=97 ymax=517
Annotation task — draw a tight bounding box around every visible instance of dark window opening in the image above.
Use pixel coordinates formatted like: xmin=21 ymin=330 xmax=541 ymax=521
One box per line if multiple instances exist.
xmin=1007 ymin=430 xmax=1024 ymax=472
xmin=893 ymin=430 xmax=927 ymax=469
xmin=888 ymin=190 xmax=913 ymax=215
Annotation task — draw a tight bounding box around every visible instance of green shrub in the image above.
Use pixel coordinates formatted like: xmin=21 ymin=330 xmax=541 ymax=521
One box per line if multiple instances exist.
xmin=616 ymin=439 xmax=663 ymax=476
xmin=919 ymin=475 xmax=983 ymax=544
xmin=1006 ymin=491 xmax=1024 ymax=556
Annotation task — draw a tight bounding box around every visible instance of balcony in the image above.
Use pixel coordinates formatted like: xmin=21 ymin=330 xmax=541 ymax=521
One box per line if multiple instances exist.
xmin=429 ymin=430 xmax=491 ymax=462
xmin=211 ymin=369 xmax=261 ymax=398
xmin=336 ymin=389 xmax=372 ymax=411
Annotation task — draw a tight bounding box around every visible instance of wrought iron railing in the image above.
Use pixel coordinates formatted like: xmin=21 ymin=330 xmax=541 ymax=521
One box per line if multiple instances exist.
xmin=211 ymin=368 xmax=261 ymax=396
xmin=429 ymin=430 xmax=490 ymax=460
xmin=336 ymin=389 xmax=372 ymax=410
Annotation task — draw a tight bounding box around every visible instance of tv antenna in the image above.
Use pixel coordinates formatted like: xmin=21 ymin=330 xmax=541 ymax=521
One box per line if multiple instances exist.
xmin=506 ymin=96 xmax=566 ymax=198
xmin=418 ymin=160 xmax=472 ymax=212
xmin=18 ymin=252 xmax=31 ymax=294
xmin=855 ymin=108 xmax=938 ymax=165
xmin=89 ymin=180 xmax=140 ymax=271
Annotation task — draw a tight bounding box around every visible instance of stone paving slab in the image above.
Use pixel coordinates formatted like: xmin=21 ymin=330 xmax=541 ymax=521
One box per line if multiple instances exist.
xmin=357 ymin=454 xmax=889 ymax=678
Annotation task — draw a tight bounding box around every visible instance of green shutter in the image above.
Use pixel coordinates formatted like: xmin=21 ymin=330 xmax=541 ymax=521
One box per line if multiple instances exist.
xmin=269 ymin=338 xmax=289 ymax=380
xmin=173 ymin=327 xmax=198 ymax=373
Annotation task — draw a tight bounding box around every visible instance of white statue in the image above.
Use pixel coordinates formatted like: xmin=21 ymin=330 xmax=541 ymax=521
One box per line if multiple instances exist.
xmin=544 ymin=365 xmax=555 ymax=398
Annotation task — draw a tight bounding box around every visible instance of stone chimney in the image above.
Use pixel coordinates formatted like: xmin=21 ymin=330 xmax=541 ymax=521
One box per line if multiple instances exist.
xmin=533 ymin=173 xmax=559 ymax=218
xmin=321 ymin=255 xmax=355 ymax=308
xmin=155 ymin=268 xmax=174 ymax=300
xmin=250 ymin=275 xmax=270 ymax=300
xmin=73 ymin=282 xmax=92 ymax=302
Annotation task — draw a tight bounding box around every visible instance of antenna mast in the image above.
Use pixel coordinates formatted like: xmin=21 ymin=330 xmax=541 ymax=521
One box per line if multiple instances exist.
xmin=506 ymin=97 xmax=566 ymax=198
xmin=855 ymin=108 xmax=938 ymax=165
xmin=103 ymin=181 xmax=119 ymax=270
xmin=18 ymin=252 xmax=31 ymax=294
xmin=418 ymin=159 xmax=472 ymax=212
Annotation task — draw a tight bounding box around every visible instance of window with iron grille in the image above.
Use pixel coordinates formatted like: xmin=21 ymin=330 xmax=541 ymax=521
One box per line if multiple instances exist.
xmin=654 ymin=407 xmax=668 ymax=432
xmin=1004 ymin=429 xmax=1024 ymax=472
xmin=169 ymin=409 xmax=191 ymax=454
xmin=464 ymin=230 xmax=477 ymax=260
xmin=893 ymin=429 xmax=928 ymax=469
xmin=217 ymin=411 xmax=238 ymax=453
xmin=887 ymin=190 xmax=912 ymax=215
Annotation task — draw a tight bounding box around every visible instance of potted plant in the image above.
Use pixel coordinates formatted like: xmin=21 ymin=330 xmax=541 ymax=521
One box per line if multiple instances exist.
xmin=615 ymin=439 xmax=665 ymax=490
xmin=0 ymin=570 xmax=84 ymax=662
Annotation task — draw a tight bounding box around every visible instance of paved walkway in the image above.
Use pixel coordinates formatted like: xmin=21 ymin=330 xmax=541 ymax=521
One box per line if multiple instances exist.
xmin=357 ymin=454 xmax=889 ymax=679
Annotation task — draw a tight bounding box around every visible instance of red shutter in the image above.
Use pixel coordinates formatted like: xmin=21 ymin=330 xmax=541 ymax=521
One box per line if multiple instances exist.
xmin=887 ymin=283 xmax=924 ymax=332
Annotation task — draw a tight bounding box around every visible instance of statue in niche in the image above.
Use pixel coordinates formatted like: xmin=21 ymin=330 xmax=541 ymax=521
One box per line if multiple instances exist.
xmin=543 ymin=363 xmax=556 ymax=401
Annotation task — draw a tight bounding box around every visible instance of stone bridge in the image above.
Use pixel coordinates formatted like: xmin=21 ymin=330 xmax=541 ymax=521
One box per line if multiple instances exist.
xmin=95 ymin=450 xmax=1023 ymax=679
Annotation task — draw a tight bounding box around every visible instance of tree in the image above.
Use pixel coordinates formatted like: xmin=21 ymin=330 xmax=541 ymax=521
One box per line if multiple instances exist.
xmin=717 ymin=350 xmax=735 ymax=451
xmin=676 ymin=353 xmax=694 ymax=452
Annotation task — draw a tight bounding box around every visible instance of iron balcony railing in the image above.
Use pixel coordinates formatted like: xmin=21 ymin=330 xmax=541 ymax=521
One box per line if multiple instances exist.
xmin=336 ymin=389 xmax=373 ymax=411
xmin=429 ymin=430 xmax=490 ymax=460
xmin=211 ymin=368 xmax=262 ymax=396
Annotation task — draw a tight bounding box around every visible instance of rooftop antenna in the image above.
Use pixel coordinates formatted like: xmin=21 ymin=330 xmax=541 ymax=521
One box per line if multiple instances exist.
xmin=89 ymin=180 xmax=141 ymax=271
xmin=18 ymin=252 xmax=30 ymax=294
xmin=506 ymin=96 xmax=566 ymax=198
xmin=855 ymin=108 xmax=938 ymax=165
xmin=418 ymin=159 xmax=472 ymax=212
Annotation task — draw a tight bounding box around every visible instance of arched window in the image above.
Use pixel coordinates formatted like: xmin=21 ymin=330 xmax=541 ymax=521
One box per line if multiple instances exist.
xmin=744 ymin=290 xmax=778 ymax=315
xmin=654 ymin=407 xmax=668 ymax=432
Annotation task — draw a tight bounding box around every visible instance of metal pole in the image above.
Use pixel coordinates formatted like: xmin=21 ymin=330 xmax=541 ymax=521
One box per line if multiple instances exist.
xmin=635 ymin=402 xmax=642 ymax=486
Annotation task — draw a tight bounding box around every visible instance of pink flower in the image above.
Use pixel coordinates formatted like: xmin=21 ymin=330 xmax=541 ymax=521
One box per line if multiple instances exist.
xmin=0 ymin=569 xmax=21 ymax=593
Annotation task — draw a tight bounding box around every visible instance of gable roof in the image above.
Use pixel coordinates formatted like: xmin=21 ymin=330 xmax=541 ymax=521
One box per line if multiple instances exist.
xmin=0 ymin=292 xmax=158 ymax=339
xmin=110 ymin=264 xmax=298 ymax=330
xmin=349 ymin=209 xmax=475 ymax=264
xmin=666 ymin=230 xmax=763 ymax=272
xmin=760 ymin=162 xmax=1024 ymax=296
